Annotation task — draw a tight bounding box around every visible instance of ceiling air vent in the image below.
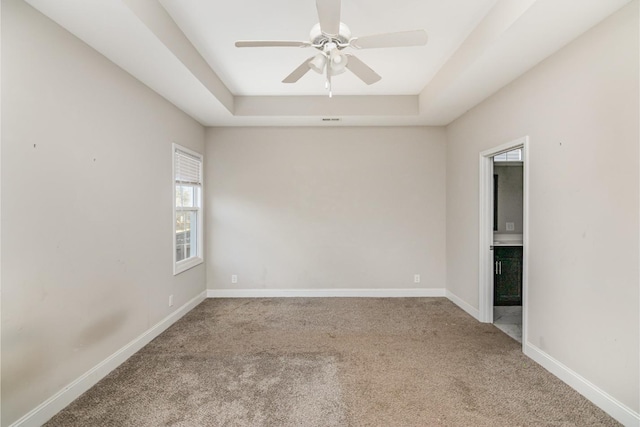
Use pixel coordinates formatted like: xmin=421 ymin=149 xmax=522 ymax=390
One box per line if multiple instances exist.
xmin=321 ymin=118 xmax=341 ymax=122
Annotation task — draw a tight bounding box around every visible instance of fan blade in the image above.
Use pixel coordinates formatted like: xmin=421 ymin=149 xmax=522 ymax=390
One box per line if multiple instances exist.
xmin=282 ymin=57 xmax=315 ymax=83
xmin=350 ymin=30 xmax=427 ymax=49
xmin=345 ymin=54 xmax=381 ymax=85
xmin=235 ymin=40 xmax=311 ymax=48
xmin=316 ymin=0 xmax=341 ymax=36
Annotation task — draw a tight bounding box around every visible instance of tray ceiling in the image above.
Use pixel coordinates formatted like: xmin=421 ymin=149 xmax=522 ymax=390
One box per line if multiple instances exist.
xmin=24 ymin=0 xmax=632 ymax=126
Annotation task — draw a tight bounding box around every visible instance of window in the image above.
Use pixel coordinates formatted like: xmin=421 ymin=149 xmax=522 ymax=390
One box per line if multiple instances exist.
xmin=494 ymin=148 xmax=523 ymax=162
xmin=173 ymin=144 xmax=203 ymax=275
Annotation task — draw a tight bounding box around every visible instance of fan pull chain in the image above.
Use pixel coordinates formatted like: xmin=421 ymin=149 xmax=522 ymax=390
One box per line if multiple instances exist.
xmin=326 ymin=61 xmax=332 ymax=98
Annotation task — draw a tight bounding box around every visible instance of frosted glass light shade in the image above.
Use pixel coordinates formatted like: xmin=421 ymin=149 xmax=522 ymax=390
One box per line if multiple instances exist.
xmin=309 ymin=54 xmax=326 ymax=74
xmin=329 ymin=50 xmax=348 ymax=75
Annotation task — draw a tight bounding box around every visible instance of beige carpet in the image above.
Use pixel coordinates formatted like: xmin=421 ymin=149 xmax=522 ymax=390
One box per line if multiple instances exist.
xmin=46 ymin=298 xmax=618 ymax=426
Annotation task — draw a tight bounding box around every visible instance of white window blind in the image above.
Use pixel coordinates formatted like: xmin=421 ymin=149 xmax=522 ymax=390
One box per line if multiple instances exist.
xmin=175 ymin=148 xmax=202 ymax=185
xmin=173 ymin=144 xmax=203 ymax=275
xmin=494 ymin=148 xmax=523 ymax=162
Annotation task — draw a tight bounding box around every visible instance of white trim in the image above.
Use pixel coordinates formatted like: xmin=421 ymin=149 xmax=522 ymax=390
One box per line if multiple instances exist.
xmin=10 ymin=288 xmax=635 ymax=427
xmin=521 ymin=140 xmax=530 ymax=348
xmin=175 ymin=256 xmax=204 ymax=274
xmin=9 ymin=291 xmax=207 ymax=427
xmin=207 ymin=288 xmax=446 ymax=298
xmin=445 ymin=290 xmax=480 ymax=320
xmin=478 ymin=136 xmax=529 ymax=334
xmin=172 ymin=143 xmax=204 ymax=276
xmin=478 ymin=151 xmax=495 ymax=323
xmin=524 ymin=343 xmax=640 ymax=427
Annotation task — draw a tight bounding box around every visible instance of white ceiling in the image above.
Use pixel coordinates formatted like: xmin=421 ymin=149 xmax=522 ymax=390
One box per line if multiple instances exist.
xmin=24 ymin=0 xmax=632 ymax=126
xmin=159 ymin=0 xmax=496 ymax=96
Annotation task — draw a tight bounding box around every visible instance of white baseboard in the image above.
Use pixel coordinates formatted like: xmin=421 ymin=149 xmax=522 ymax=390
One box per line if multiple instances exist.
xmin=207 ymin=288 xmax=446 ymax=298
xmin=13 ymin=289 xmax=636 ymax=427
xmin=524 ymin=342 xmax=639 ymax=427
xmin=445 ymin=290 xmax=480 ymax=320
xmin=10 ymin=291 xmax=207 ymax=427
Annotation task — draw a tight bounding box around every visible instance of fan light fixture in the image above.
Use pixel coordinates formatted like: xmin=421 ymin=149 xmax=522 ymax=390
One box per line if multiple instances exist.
xmin=329 ymin=49 xmax=348 ymax=75
xmin=308 ymin=46 xmax=349 ymax=97
xmin=235 ymin=0 xmax=428 ymax=97
xmin=309 ymin=54 xmax=326 ymax=74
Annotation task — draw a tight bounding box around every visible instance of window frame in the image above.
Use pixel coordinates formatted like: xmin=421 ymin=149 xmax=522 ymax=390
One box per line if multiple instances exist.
xmin=493 ymin=148 xmax=523 ymax=162
xmin=172 ymin=143 xmax=204 ymax=275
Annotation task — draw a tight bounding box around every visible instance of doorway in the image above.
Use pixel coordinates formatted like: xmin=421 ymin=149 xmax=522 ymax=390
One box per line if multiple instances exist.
xmin=479 ymin=136 xmax=529 ymax=348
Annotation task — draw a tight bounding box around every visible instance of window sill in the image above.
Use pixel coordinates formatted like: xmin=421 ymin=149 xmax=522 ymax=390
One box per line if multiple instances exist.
xmin=174 ymin=256 xmax=203 ymax=275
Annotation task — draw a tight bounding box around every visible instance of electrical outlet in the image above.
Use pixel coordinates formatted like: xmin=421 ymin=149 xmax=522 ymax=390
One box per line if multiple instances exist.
xmin=506 ymin=222 xmax=515 ymax=231
xmin=414 ymin=274 xmax=421 ymax=284
xmin=169 ymin=294 xmax=174 ymax=307
xmin=231 ymin=274 xmax=238 ymax=284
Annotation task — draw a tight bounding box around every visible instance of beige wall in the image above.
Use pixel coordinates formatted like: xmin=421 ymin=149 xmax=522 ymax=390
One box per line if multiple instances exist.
xmin=205 ymin=127 xmax=446 ymax=291
xmin=1 ymin=1 xmax=205 ymax=425
xmin=2 ymin=0 xmax=637 ymax=423
xmin=446 ymin=1 xmax=638 ymax=412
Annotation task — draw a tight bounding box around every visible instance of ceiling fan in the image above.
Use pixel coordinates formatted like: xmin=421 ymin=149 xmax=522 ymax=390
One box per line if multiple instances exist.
xmin=235 ymin=0 xmax=428 ymax=97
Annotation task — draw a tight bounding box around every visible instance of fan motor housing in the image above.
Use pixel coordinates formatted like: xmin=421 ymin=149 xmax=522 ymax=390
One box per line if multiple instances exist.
xmin=310 ymin=23 xmax=351 ymax=47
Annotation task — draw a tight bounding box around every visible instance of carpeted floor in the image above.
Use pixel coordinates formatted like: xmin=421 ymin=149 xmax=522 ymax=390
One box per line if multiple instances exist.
xmin=46 ymin=298 xmax=619 ymax=426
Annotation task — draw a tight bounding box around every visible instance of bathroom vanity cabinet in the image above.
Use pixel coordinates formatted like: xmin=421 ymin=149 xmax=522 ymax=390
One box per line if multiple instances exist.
xmin=494 ymin=246 xmax=523 ymax=306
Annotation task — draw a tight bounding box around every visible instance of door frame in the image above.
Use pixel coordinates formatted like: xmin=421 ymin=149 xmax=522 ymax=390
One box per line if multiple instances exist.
xmin=478 ymin=136 xmax=529 ymax=347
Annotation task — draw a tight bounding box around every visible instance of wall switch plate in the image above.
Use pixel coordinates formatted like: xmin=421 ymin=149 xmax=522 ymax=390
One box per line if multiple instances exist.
xmin=231 ymin=275 xmax=238 ymax=284
xmin=506 ymin=222 xmax=515 ymax=231
xmin=414 ymin=274 xmax=421 ymax=284
xmin=169 ymin=294 xmax=174 ymax=307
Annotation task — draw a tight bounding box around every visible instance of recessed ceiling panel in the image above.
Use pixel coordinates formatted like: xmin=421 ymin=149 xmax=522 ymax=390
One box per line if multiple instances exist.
xmin=25 ymin=0 xmax=634 ymax=126
xmin=160 ymin=0 xmax=497 ymax=96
